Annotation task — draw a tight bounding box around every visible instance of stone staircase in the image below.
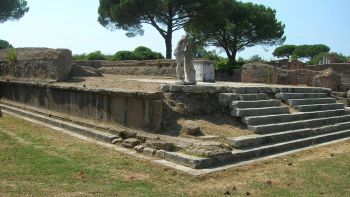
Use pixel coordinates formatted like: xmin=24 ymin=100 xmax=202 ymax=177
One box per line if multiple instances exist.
xmin=221 ymin=91 xmax=350 ymax=160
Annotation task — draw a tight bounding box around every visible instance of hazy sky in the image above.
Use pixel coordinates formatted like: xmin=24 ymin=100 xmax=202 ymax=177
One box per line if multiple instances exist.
xmin=1 ymin=0 xmax=349 ymax=60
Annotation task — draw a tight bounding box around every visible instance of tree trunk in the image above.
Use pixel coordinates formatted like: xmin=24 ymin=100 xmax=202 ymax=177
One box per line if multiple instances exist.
xmin=224 ymin=48 xmax=237 ymax=64
xmin=165 ymin=34 xmax=172 ymax=59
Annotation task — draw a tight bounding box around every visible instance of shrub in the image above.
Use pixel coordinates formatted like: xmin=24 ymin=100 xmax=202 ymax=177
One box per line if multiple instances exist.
xmin=215 ymin=59 xmax=244 ymax=71
xmin=0 ymin=39 xmax=13 ymax=49
xmin=73 ymin=53 xmax=87 ymax=60
xmin=133 ymin=46 xmax=164 ymax=60
xmin=111 ymin=51 xmax=136 ymax=61
xmin=7 ymin=48 xmax=17 ymax=65
xmin=86 ymin=51 xmax=106 ymax=60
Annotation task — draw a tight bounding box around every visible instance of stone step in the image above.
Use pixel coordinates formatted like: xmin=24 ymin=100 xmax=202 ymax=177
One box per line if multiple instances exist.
xmin=242 ymin=109 xmax=347 ymax=125
xmin=249 ymin=114 xmax=350 ymax=134
xmin=230 ymin=121 xmax=350 ymax=149
xmin=239 ymin=93 xmax=270 ymax=101
xmin=0 ymin=104 xmax=119 ymax=143
xmin=288 ymin=98 xmax=336 ymax=106
xmin=231 ymin=106 xmax=289 ymax=117
xmin=277 ymin=87 xmax=331 ymax=94
xmin=232 ymin=129 xmax=350 ymax=161
xmin=276 ymin=93 xmax=328 ymax=101
xmin=230 ymin=100 xmax=281 ymax=108
xmin=294 ymin=103 xmax=344 ymax=112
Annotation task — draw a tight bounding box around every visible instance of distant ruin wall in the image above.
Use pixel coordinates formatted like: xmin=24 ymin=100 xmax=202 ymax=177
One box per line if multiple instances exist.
xmin=0 ymin=48 xmax=73 ymax=81
xmin=306 ymin=63 xmax=350 ymax=89
xmin=241 ymin=62 xmax=341 ymax=90
xmin=0 ymin=80 xmax=163 ymax=132
xmin=75 ymin=59 xmax=215 ymax=82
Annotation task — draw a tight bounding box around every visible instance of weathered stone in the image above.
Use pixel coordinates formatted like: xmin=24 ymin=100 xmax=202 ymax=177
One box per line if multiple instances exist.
xmin=0 ymin=48 xmax=73 ymax=81
xmin=145 ymin=140 xmax=175 ymax=151
xmin=184 ymin=145 xmax=232 ymax=158
xmin=218 ymin=93 xmax=239 ymax=107
xmin=134 ymin=145 xmax=145 ymax=153
xmin=182 ymin=120 xmax=200 ymax=135
xmin=194 ymin=59 xmax=215 ymax=82
xmin=175 ymin=35 xmax=196 ymax=85
xmin=312 ymin=68 xmax=341 ymax=90
xmin=143 ymin=147 xmax=157 ymax=156
xmin=122 ymin=138 xmax=140 ymax=148
xmin=241 ymin=62 xmax=278 ymax=84
xmin=111 ymin=138 xmax=123 ymax=144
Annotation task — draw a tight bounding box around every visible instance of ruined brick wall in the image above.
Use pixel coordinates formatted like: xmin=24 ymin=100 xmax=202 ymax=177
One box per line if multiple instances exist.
xmin=241 ymin=62 xmax=341 ymax=90
xmin=0 ymin=48 xmax=73 ymax=81
xmin=306 ymin=63 xmax=350 ymax=89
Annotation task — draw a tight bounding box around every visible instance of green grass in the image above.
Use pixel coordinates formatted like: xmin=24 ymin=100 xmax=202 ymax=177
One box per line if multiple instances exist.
xmin=0 ymin=114 xmax=350 ymax=196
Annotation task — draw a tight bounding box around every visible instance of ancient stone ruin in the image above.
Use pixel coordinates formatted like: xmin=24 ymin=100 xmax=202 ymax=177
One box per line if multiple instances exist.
xmin=241 ymin=62 xmax=342 ymax=91
xmin=1 ymin=47 xmax=350 ymax=174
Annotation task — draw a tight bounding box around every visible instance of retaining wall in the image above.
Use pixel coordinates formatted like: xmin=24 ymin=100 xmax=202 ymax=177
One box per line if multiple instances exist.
xmin=0 ymin=80 xmax=163 ymax=132
xmin=75 ymin=59 xmax=215 ymax=82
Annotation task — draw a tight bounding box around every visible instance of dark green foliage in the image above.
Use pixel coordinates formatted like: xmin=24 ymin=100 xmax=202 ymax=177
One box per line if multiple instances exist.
xmin=112 ymin=47 xmax=164 ymax=61
xmin=187 ymin=1 xmax=285 ymax=63
xmin=294 ymin=44 xmax=330 ymax=59
xmin=72 ymin=53 xmax=87 ymax=60
xmin=247 ymin=55 xmax=265 ymax=63
xmin=133 ymin=46 xmax=164 ymax=60
xmin=86 ymin=51 xmax=106 ymax=60
xmin=0 ymin=0 xmax=29 ymax=23
xmin=273 ymin=45 xmax=297 ymax=58
xmin=74 ymin=47 xmax=164 ymax=61
xmin=111 ymin=51 xmax=136 ymax=61
xmin=98 ymin=0 xmax=223 ymax=58
xmin=0 ymin=39 xmax=13 ymax=49
xmin=215 ymin=58 xmax=245 ymax=71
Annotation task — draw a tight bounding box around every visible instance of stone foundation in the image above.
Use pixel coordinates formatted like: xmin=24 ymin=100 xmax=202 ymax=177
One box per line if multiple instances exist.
xmin=0 ymin=80 xmax=163 ymax=132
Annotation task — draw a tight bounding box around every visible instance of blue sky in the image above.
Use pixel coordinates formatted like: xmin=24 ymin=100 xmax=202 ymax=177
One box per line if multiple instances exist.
xmin=1 ymin=0 xmax=349 ymax=60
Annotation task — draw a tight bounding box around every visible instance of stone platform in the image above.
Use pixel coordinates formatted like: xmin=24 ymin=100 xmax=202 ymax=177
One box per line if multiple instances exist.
xmin=1 ymin=77 xmax=349 ymax=172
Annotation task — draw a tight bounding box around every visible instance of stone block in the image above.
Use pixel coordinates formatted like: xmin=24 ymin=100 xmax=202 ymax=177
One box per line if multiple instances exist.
xmin=145 ymin=140 xmax=175 ymax=151
xmin=126 ymin=98 xmax=144 ymax=129
xmin=111 ymin=96 xmax=126 ymax=125
xmin=194 ymin=59 xmax=215 ymax=82
xmin=122 ymin=138 xmax=140 ymax=148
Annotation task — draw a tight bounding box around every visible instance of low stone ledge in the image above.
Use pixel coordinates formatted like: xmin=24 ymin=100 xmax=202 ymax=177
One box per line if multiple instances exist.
xmin=160 ymin=84 xmax=331 ymax=94
xmin=0 ymin=79 xmax=164 ymax=99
